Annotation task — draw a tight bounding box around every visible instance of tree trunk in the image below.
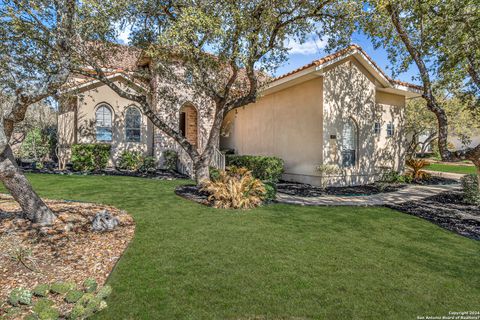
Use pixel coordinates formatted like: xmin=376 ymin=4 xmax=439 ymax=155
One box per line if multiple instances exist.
xmin=194 ymin=158 xmax=210 ymax=185
xmin=0 ymin=145 xmax=56 ymax=225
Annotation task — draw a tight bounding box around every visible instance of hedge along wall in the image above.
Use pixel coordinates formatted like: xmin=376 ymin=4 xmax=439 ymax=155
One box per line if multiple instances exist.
xmin=71 ymin=144 xmax=111 ymax=171
xmin=225 ymin=155 xmax=284 ymax=182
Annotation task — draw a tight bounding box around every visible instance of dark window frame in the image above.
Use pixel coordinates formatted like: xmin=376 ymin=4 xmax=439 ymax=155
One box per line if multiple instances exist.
xmin=125 ymin=106 xmax=142 ymax=142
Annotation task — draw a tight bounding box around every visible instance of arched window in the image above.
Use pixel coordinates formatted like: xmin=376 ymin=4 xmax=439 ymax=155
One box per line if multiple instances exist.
xmin=95 ymin=104 xmax=112 ymax=142
xmin=125 ymin=107 xmax=141 ymax=142
xmin=341 ymin=118 xmax=357 ymax=167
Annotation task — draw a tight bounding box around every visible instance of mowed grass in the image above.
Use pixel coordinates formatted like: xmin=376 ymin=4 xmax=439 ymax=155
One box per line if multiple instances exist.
xmin=8 ymin=174 xmax=480 ymax=319
xmin=426 ymin=163 xmax=477 ymax=175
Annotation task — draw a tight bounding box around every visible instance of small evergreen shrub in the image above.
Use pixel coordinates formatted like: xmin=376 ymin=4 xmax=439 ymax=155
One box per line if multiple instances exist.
xmin=33 ymin=284 xmax=50 ymax=297
xmin=65 ymin=290 xmax=84 ymax=303
xmin=82 ymin=279 xmax=97 ymax=293
xmin=50 ymin=282 xmax=76 ymax=295
xmin=71 ymin=144 xmax=111 ymax=171
xmin=139 ymin=156 xmax=157 ymax=173
xmin=263 ymin=181 xmax=277 ymax=201
xmin=8 ymin=288 xmax=32 ymax=306
xmin=461 ymin=174 xmax=480 ymax=205
xmin=209 ymin=166 xmax=221 ymax=181
xmin=33 ymin=298 xmax=59 ymax=320
xmin=381 ymin=170 xmax=413 ymax=184
xmin=226 ymin=155 xmax=284 ymax=182
xmin=96 ymin=285 xmax=112 ymax=300
xmin=117 ymin=151 xmax=144 ymax=171
xmin=163 ymin=150 xmax=178 ymax=171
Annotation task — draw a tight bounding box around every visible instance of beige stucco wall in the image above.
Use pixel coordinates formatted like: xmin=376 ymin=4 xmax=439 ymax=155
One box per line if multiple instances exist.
xmin=221 ymin=57 xmax=407 ymax=186
xmin=58 ymin=79 xmax=154 ymax=167
xmin=221 ymin=77 xmax=324 ymax=182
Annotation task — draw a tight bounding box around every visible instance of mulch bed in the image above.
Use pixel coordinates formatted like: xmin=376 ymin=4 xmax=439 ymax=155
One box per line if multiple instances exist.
xmin=21 ymin=168 xmax=188 ymax=180
xmin=386 ymin=191 xmax=480 ymax=241
xmin=175 ymin=185 xmax=210 ymax=206
xmin=277 ymin=181 xmax=407 ymax=197
xmin=0 ymin=195 xmax=135 ymax=318
xmin=277 ymin=176 xmax=458 ymax=198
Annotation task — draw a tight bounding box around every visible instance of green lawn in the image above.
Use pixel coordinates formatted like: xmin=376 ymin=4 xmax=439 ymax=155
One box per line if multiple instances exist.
xmin=426 ymin=163 xmax=477 ymax=175
xmin=10 ymin=174 xmax=480 ymax=319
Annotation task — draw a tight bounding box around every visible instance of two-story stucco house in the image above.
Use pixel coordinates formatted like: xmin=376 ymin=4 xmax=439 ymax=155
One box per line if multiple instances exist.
xmin=58 ymin=45 xmax=421 ymax=186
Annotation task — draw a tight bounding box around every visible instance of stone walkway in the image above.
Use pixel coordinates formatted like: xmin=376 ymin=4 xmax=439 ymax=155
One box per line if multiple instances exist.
xmin=276 ymin=183 xmax=461 ymax=206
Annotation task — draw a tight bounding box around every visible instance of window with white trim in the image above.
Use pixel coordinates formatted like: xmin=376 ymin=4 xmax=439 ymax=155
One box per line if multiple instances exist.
xmin=95 ymin=105 xmax=112 ymax=142
xmin=387 ymin=122 xmax=395 ymax=137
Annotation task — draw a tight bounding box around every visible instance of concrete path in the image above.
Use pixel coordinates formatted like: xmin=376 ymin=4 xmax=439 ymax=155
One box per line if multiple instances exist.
xmin=276 ymin=183 xmax=460 ymax=206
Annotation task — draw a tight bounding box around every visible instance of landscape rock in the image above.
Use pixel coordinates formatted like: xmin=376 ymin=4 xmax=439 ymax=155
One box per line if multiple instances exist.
xmin=91 ymin=210 xmax=119 ymax=232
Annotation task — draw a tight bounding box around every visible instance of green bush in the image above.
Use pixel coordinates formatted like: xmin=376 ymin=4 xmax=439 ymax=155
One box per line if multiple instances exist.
xmin=71 ymin=144 xmax=111 ymax=172
xmin=461 ymin=174 xmax=480 ymax=205
xmin=117 ymin=151 xmax=143 ymax=171
xmin=163 ymin=150 xmax=178 ymax=171
xmin=33 ymin=284 xmax=50 ymax=297
xmin=140 ymin=156 xmax=157 ymax=173
xmin=225 ymin=155 xmax=284 ymax=182
xmin=96 ymin=285 xmax=112 ymax=300
xmin=33 ymin=298 xmax=59 ymax=320
xmin=19 ymin=128 xmax=52 ymax=162
xmin=209 ymin=166 xmax=221 ymax=181
xmin=65 ymin=290 xmax=84 ymax=303
xmin=82 ymin=278 xmax=97 ymax=293
xmin=8 ymin=288 xmax=32 ymax=306
xmin=50 ymin=282 xmax=76 ymax=295
xmin=380 ymin=170 xmax=413 ymax=184
xmin=263 ymin=181 xmax=277 ymax=202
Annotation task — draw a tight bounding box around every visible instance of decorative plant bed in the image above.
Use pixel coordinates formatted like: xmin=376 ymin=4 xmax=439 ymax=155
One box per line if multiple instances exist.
xmin=277 ymin=176 xmax=458 ymax=198
xmin=0 ymin=195 xmax=135 ymax=319
xmin=386 ymin=191 xmax=480 ymax=241
xmin=20 ymin=168 xmax=188 ymax=180
xmin=277 ymin=181 xmax=407 ymax=197
xmin=175 ymin=185 xmax=211 ymax=206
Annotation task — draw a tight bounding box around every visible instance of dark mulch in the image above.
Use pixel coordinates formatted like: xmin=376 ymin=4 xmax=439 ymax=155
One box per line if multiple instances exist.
xmin=21 ymin=168 xmax=188 ymax=180
xmin=175 ymin=185 xmax=210 ymax=205
xmin=277 ymin=176 xmax=459 ymax=198
xmin=277 ymin=181 xmax=407 ymax=197
xmin=414 ymin=176 xmax=459 ymax=185
xmin=386 ymin=191 xmax=480 ymax=241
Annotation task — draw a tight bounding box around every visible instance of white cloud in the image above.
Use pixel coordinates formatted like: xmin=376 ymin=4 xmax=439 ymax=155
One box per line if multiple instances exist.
xmin=287 ymin=35 xmax=327 ymax=55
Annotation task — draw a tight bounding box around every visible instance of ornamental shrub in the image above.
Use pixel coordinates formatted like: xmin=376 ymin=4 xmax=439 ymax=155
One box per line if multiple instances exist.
xmin=82 ymin=278 xmax=97 ymax=293
xmin=263 ymin=181 xmax=277 ymax=202
xmin=201 ymin=166 xmax=266 ymax=209
xmin=65 ymin=290 xmax=84 ymax=303
xmin=225 ymin=155 xmax=284 ymax=182
xmin=117 ymin=151 xmax=144 ymax=171
xmin=8 ymin=288 xmax=32 ymax=306
xmin=380 ymin=170 xmax=413 ymax=184
xmin=139 ymin=156 xmax=157 ymax=173
xmin=71 ymin=144 xmax=111 ymax=172
xmin=163 ymin=150 xmax=178 ymax=171
xmin=33 ymin=284 xmax=50 ymax=297
xmin=50 ymin=282 xmax=76 ymax=295
xmin=33 ymin=298 xmax=59 ymax=320
xmin=461 ymin=174 xmax=480 ymax=205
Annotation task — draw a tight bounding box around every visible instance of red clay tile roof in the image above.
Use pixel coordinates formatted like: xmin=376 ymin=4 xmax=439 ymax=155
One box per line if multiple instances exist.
xmin=273 ymin=44 xmax=423 ymax=91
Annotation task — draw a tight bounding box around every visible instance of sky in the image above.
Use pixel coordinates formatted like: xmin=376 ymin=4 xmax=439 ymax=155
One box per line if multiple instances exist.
xmin=117 ymin=26 xmax=421 ymax=85
xmin=277 ymin=31 xmax=421 ymax=85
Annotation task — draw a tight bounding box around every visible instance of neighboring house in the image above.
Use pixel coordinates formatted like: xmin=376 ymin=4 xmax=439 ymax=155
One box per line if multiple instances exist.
xmin=58 ymin=45 xmax=421 ymax=186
